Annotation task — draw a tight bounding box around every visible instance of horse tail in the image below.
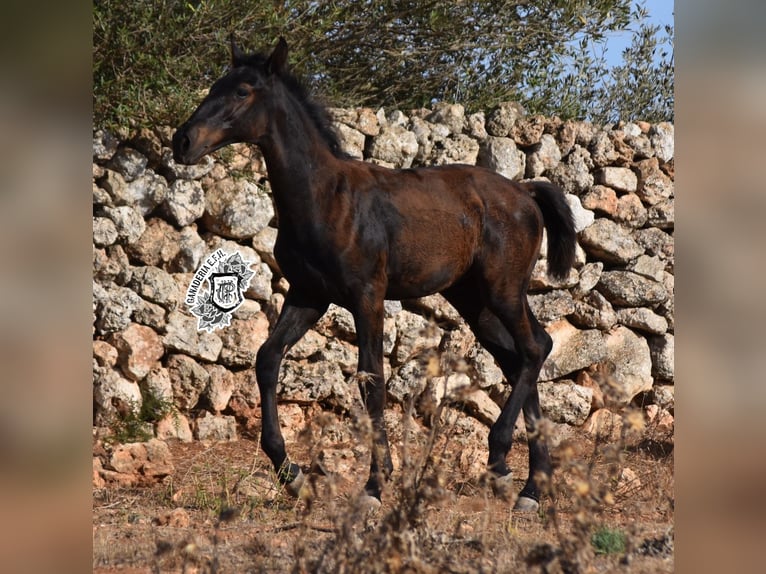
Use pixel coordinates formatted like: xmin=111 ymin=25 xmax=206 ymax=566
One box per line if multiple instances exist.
xmin=528 ymin=181 xmax=577 ymax=281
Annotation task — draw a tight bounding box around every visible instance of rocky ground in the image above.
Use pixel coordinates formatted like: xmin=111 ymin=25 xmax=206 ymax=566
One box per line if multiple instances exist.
xmin=93 ymin=403 xmax=673 ymax=573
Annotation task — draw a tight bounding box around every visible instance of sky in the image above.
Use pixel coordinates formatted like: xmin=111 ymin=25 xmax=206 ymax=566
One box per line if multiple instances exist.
xmin=602 ymin=0 xmax=675 ymax=68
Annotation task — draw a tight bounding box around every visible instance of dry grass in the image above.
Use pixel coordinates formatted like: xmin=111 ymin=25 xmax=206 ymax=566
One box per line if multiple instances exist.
xmin=93 ymin=396 xmax=673 ymax=573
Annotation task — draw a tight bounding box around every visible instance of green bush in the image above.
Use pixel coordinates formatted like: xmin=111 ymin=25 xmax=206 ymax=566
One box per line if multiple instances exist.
xmin=591 ymin=526 xmax=627 ymax=555
xmin=93 ymin=0 xmax=673 ymax=130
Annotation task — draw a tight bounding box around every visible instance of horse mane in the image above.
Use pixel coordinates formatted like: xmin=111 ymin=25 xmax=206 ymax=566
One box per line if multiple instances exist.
xmin=239 ymin=52 xmax=347 ymax=159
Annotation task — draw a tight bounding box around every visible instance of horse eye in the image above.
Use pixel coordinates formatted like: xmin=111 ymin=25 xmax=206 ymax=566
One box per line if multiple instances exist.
xmin=235 ymin=86 xmax=249 ymax=99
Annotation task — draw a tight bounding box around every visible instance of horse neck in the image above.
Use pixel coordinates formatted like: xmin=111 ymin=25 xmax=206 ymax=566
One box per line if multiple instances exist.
xmin=257 ymin=93 xmax=337 ymax=229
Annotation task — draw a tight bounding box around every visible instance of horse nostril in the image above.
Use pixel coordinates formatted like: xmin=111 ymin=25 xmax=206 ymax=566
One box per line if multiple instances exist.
xmin=181 ymin=134 xmax=191 ymax=153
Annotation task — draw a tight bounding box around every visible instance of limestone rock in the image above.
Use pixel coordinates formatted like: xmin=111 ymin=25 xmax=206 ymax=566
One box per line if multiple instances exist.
xmin=126 ymin=218 xmax=181 ymax=267
xmin=217 ymin=314 xmax=271 ymax=367
xmin=478 ymin=136 xmax=525 ymax=180
xmin=649 ymin=333 xmax=674 ymax=381
xmin=538 ymin=380 xmax=593 ymax=426
xmin=635 ymin=158 xmax=674 ymax=205
xmin=368 ymin=124 xmax=419 ymax=168
xmin=93 ymin=367 xmax=143 ymax=424
xmin=614 ymin=193 xmax=648 ymax=228
xmin=166 ymin=354 xmax=210 ymax=411
xmin=581 ymin=185 xmax=618 ymax=216
xmin=597 ymin=271 xmax=668 ymax=307
xmin=602 ymin=325 xmax=653 ymax=404
xmin=616 ymin=307 xmax=668 ymax=335
xmin=426 ymin=103 xmax=465 ymax=135
xmin=204 ymin=364 xmax=236 ymax=413
xmin=548 ymin=145 xmax=594 ymax=194
xmin=528 ymin=290 xmax=576 ymax=324
xmin=107 ymin=147 xmax=148 ymax=181
xmin=539 ymin=319 xmax=606 ymax=381
xmin=203 ymin=178 xmax=275 ymax=239
xmin=93 ymin=217 xmax=119 ymax=247
xmin=165 ymin=179 xmax=205 ymax=227
xmin=579 ymin=218 xmax=644 ymax=264
xmin=334 ymin=122 xmax=365 ymax=159
xmin=650 ymin=122 xmax=674 ymax=163
xmin=595 ymin=167 xmax=637 ymax=193
xmin=195 ymin=412 xmax=237 ymax=441
xmin=129 ymin=266 xmax=181 ymax=310
xmin=525 ymin=133 xmax=562 ymax=177
xmin=162 ymin=149 xmax=214 ymax=180
xmin=102 ymin=205 xmax=146 ymax=245
xmin=111 ymin=323 xmax=165 ymax=381
xmin=485 ymin=102 xmax=525 ymax=137
xmin=107 ymin=439 xmax=174 ymax=483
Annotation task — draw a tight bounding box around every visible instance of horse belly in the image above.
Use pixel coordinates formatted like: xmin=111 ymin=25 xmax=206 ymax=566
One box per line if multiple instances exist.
xmin=386 ymin=223 xmax=477 ymax=299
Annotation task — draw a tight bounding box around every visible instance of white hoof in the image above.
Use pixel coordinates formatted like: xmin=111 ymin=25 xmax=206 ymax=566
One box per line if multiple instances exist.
xmin=491 ymin=472 xmax=514 ymax=499
xmin=358 ymin=493 xmax=382 ymax=515
xmin=513 ymin=495 xmax=540 ymax=512
xmin=284 ymin=468 xmax=306 ymax=498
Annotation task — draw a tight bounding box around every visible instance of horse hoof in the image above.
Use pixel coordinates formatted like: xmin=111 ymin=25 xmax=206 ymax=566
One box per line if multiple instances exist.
xmin=284 ymin=468 xmax=306 ymax=497
xmin=358 ymin=493 xmax=382 ymax=515
xmin=491 ymin=472 xmax=514 ymax=500
xmin=513 ymin=495 xmax=540 ymax=513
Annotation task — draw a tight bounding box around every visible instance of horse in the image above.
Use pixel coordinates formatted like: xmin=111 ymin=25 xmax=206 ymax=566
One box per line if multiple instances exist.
xmin=173 ymin=37 xmax=576 ymax=511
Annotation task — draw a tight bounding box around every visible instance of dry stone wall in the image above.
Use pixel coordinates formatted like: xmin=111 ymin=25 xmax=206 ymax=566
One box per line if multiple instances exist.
xmin=92 ymin=102 xmax=674 ymax=454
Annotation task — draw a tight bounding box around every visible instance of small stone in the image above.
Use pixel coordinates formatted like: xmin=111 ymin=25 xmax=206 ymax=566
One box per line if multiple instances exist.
xmin=165 ymin=179 xmax=205 ymax=227
xmin=614 ymin=193 xmax=648 ymax=228
xmin=525 ymin=134 xmax=562 ymax=177
xmin=616 ymin=307 xmax=668 ymax=335
xmin=218 ymin=314 xmax=271 ymax=367
xmin=477 ymin=136 xmax=525 ymax=180
xmin=129 ymin=266 xmax=181 ymax=310
xmin=485 ymin=102 xmax=525 ymax=137
xmin=649 ymin=122 xmax=674 ymax=163
xmin=579 ymin=218 xmax=644 ymax=264
xmin=156 ymin=412 xmax=193 ymax=442
xmin=203 ymin=178 xmax=275 ymax=239
xmin=539 ymin=319 xmax=606 ymax=381
xmin=93 ymin=340 xmax=118 ymax=367
xmin=102 ymin=205 xmax=146 ymax=245
xmin=195 ymin=412 xmax=238 ymax=441
xmin=93 ymin=217 xmax=119 ymax=247
xmin=580 ymin=185 xmax=618 ymax=216
xmin=166 ymin=354 xmax=210 ymax=411
xmin=602 ymin=326 xmax=654 ymax=404
xmin=649 ymin=333 xmax=674 ymax=381
xmin=126 ymin=218 xmax=181 ymax=267
xmin=110 ymin=323 xmax=165 ymax=381
xmin=155 ymin=508 xmax=191 ymax=528
xmin=538 ymin=380 xmax=593 ymax=426
xmin=583 ymin=408 xmax=623 ymax=441
xmin=597 ymin=271 xmax=668 ymax=307
xmin=163 ymin=310 xmax=223 ymax=362
xmin=107 ymin=147 xmax=148 ymax=181
xmin=426 ymin=103 xmax=465 ymax=135
xmin=594 ymin=167 xmax=638 ymax=193
xmin=204 ymin=364 xmax=235 ymax=413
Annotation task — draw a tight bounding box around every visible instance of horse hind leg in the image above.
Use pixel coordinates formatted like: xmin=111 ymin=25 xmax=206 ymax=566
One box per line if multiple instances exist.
xmin=486 ymin=295 xmax=552 ymax=511
xmin=443 ymin=279 xmax=553 ymax=510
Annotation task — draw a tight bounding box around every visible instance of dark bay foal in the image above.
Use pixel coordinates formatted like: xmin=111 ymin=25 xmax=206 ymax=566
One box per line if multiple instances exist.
xmin=173 ymin=37 xmax=576 ymax=510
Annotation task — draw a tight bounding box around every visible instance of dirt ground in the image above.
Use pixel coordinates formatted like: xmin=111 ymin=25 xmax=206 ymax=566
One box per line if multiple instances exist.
xmin=93 ymin=404 xmax=673 ymax=573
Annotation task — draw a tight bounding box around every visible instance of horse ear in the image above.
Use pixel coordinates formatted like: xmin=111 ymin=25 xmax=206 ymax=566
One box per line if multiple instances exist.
xmin=266 ymin=37 xmax=289 ymax=76
xmin=230 ymin=34 xmax=246 ymax=67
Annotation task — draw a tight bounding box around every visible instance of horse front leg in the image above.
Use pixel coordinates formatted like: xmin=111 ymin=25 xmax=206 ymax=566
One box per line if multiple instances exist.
xmin=255 ymin=291 xmax=327 ymax=495
xmin=353 ymin=297 xmax=393 ymax=501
